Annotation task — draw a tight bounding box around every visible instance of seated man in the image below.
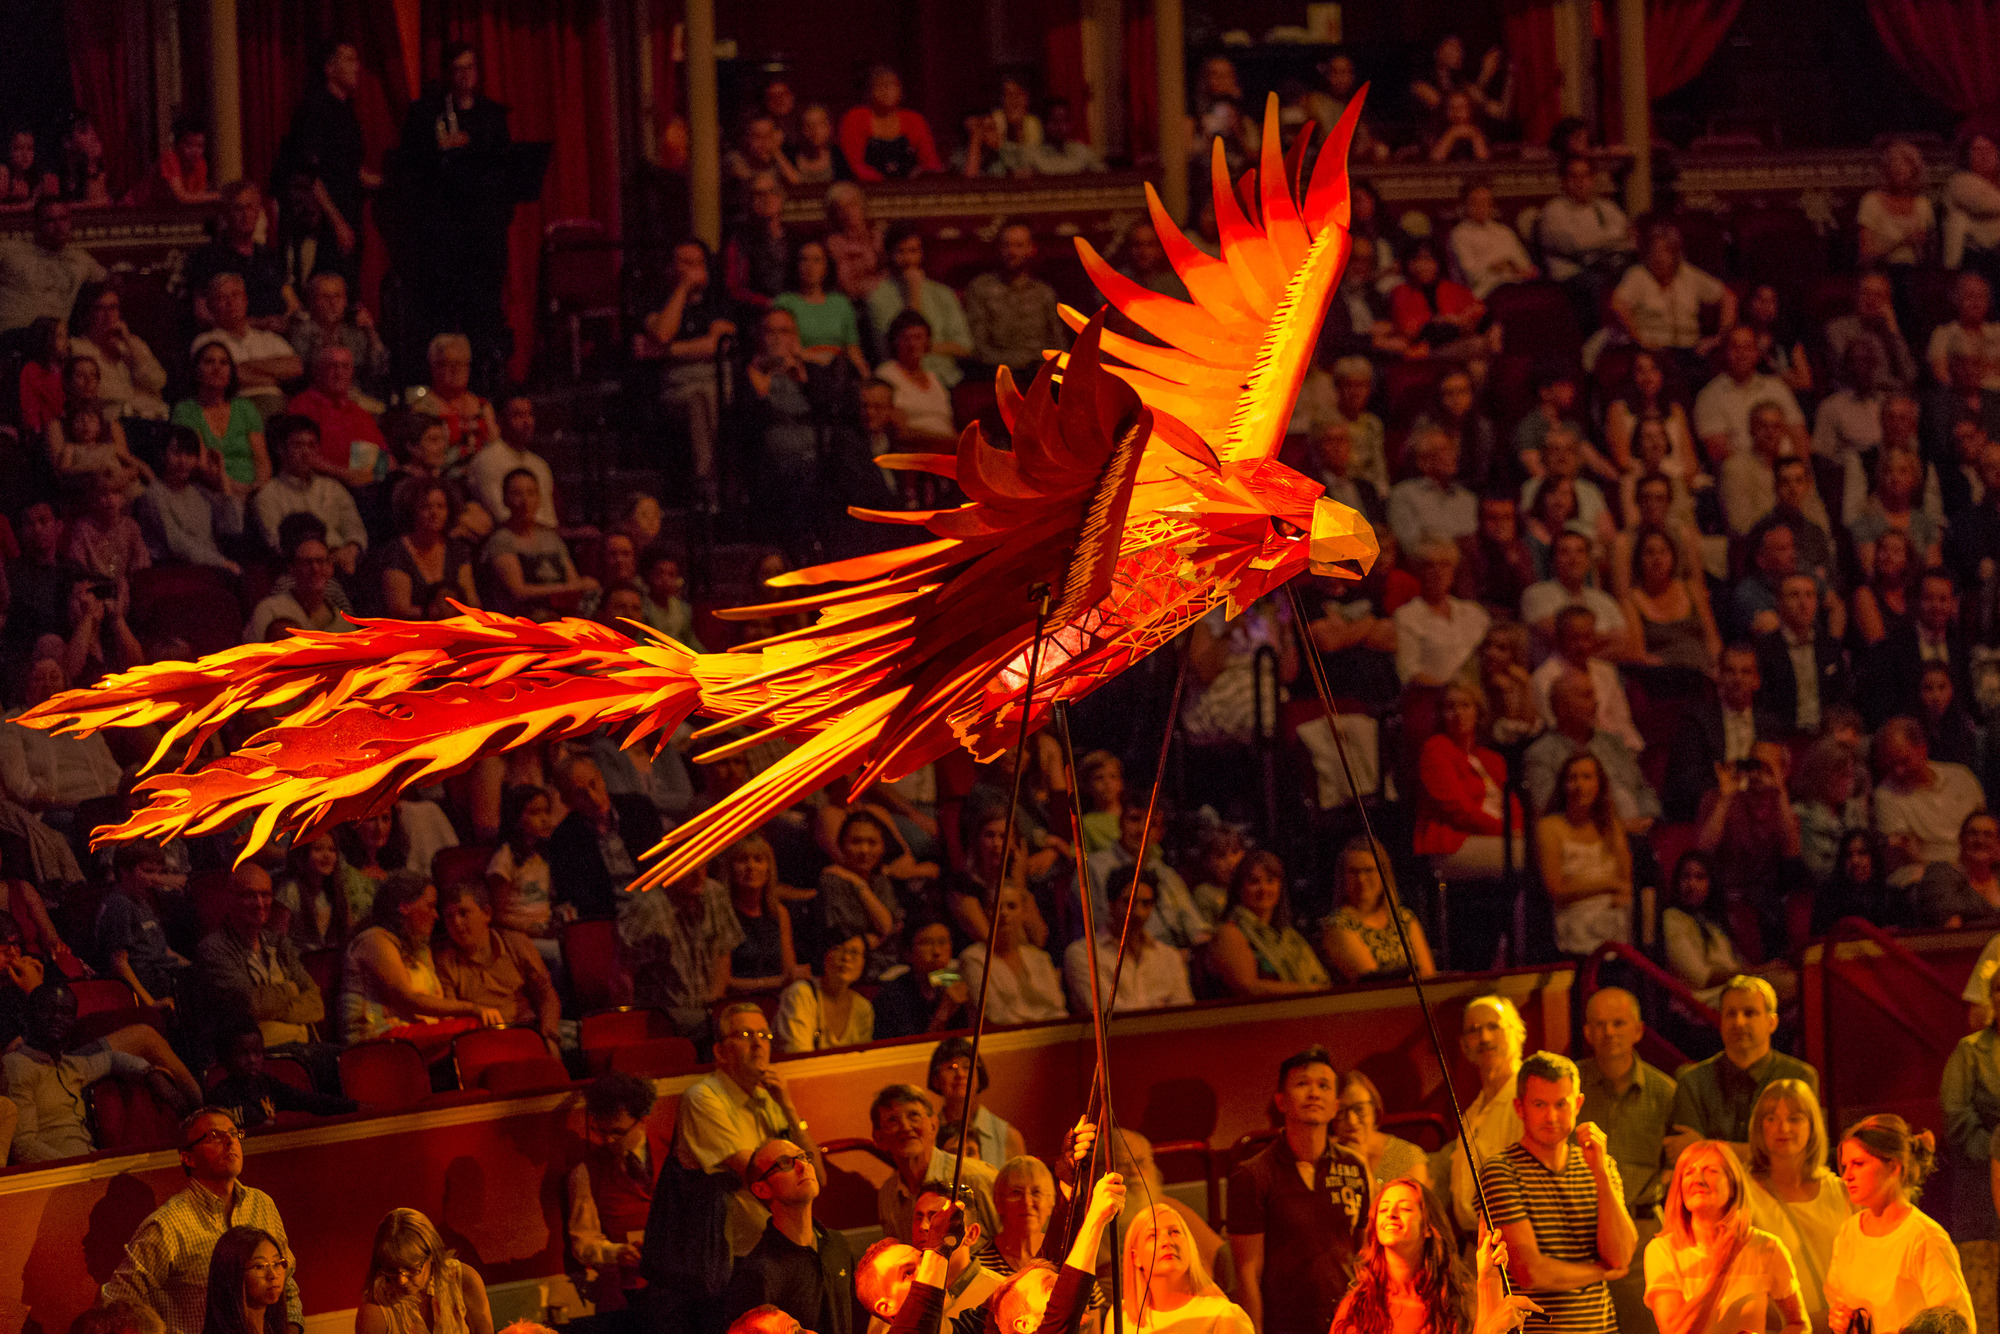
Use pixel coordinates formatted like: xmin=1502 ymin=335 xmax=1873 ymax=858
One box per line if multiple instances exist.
xmin=1718 ymin=400 xmax=1811 ymax=538
xmin=1874 ymin=716 xmax=1986 ymax=888
xmin=547 ymin=754 xmax=667 ymax=921
xmin=1664 ymin=975 xmax=1818 ymax=1163
xmin=1524 ymin=670 xmax=1661 ymax=833
xmin=1695 ymin=325 xmax=1807 ymax=464
xmin=1386 ymin=425 xmax=1477 ymax=553
xmin=286 ymin=270 xmax=391 ymax=404
xmin=1826 ymin=270 xmax=1917 ymax=392
xmin=1528 ymin=607 xmax=1645 ymax=754
xmin=870 ymin=1084 xmax=999 ymax=1245
xmin=1084 ymin=800 xmax=1208 ymax=952
xmin=285 ymin=343 xmax=386 ymax=489
xmin=191 ymin=272 xmax=303 ymax=422
xmin=1663 ymin=643 xmax=1785 ymax=821
xmin=1521 ymin=532 xmax=1627 ymax=653
xmin=250 ymin=414 xmax=367 ymax=573
xmin=964 ymin=222 xmax=1066 ymax=384
xmin=469 ymin=396 xmax=558 ymax=528
xmin=6 ymin=980 xmax=201 ymax=1164
xmin=186 ymin=180 xmax=296 ymax=331
xmin=194 ymin=863 xmax=325 ymax=1052
xmin=1742 ymin=458 xmax=1836 ymax=594
xmin=1752 ymin=574 xmax=1851 ymax=738
xmin=1862 ymin=569 xmax=1968 ymax=725
xmin=617 ymin=870 xmax=740 ymax=1040
xmin=1064 ymin=867 xmax=1194 ymax=1014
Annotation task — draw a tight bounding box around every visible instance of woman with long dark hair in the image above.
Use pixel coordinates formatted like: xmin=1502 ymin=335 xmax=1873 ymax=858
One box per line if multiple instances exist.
xmin=338 ymin=870 xmax=502 ymax=1054
xmin=1536 ymin=752 xmax=1632 ymax=958
xmin=1209 ymin=851 xmax=1328 ymax=996
xmin=199 ymin=1226 xmax=290 ymax=1334
xmin=1330 ymin=1178 xmax=1537 ymax=1334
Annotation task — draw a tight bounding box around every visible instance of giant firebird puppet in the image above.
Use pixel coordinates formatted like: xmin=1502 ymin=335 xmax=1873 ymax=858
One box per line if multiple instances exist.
xmin=16 ymin=94 xmax=1380 ymax=889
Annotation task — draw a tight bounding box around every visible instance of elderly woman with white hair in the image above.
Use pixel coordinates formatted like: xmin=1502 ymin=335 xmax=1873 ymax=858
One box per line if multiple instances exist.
xmin=412 ymin=332 xmax=500 ymax=469
xmin=1122 ymin=1202 xmax=1252 ymax=1334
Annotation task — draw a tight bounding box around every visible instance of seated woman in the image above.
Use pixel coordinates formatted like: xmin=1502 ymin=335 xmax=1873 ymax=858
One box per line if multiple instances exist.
xmin=1746 ymin=283 xmax=1813 ymax=394
xmin=956 ymin=884 xmax=1068 ymax=1024
xmin=410 ymin=333 xmax=500 ymax=470
xmin=276 ymin=832 xmax=369 ymax=951
xmin=338 ymin=871 xmax=503 ymax=1057
xmin=772 ymin=239 xmax=867 ymax=375
xmin=1322 ymin=835 xmax=1436 ymax=983
xmin=1388 ymin=238 xmax=1497 ymax=365
xmin=1747 ymin=1079 xmax=1852 ymax=1334
xmin=51 ymin=372 xmax=148 ymax=496
xmin=356 ymin=1208 xmax=493 ymax=1334
xmin=773 ymin=932 xmax=874 ymax=1052
xmin=1619 ymin=523 xmax=1720 ymax=680
xmin=16 ymin=316 xmax=65 ymax=435
xmin=1851 ymin=527 xmax=1920 ymax=648
xmin=722 ymin=834 xmax=802 ymax=994
xmin=874 ymin=310 xmax=958 ymax=449
xmin=377 ymin=477 xmax=479 ymax=620
xmin=1208 ymin=851 xmax=1330 ymax=997
xmin=1121 ymin=1202 xmax=1253 ymax=1334
xmin=1917 ymin=662 xmax=1982 ymax=772
xmin=946 ymin=807 xmax=1050 ymax=950
xmin=480 ymin=470 xmax=597 ymax=622
xmin=1643 ymin=1140 xmax=1810 ymax=1334
xmin=433 ymin=881 xmax=561 ymax=1057
xmin=1850 ymin=447 xmax=1943 ymax=575
xmin=1536 ymin=752 xmax=1633 ymax=958
xmin=812 ymin=809 xmax=904 ymax=981
xmin=171 ymin=340 xmax=268 ymax=500
xmin=1413 ymin=683 xmax=1521 ymax=885
xmin=339 ymin=799 xmax=459 ymax=884
xmin=930 ymin=1034 xmax=1026 ymax=1164
xmin=1605 ymin=350 xmax=1698 ymax=479
xmin=838 ymin=65 xmax=942 ymax=181
xmin=1914 ymin=810 xmax=2000 ymax=929
xmin=486 ymin=783 xmax=563 ymax=972
xmin=1792 ymin=739 xmax=1862 ymax=888
xmin=199 ymin=1225 xmax=292 ymax=1334
xmin=1333 ymin=1069 xmax=1430 ymax=1188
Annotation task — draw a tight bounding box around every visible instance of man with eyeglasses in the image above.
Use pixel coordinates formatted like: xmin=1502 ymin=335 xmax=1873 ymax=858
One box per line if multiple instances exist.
xmin=646 ymin=1002 xmax=818 ymax=1334
xmin=719 ymin=1137 xmax=856 ymax=1334
xmin=102 ymin=1106 xmax=302 ymax=1334
xmin=194 ymin=864 xmax=327 ymax=1062
xmin=568 ymin=1074 xmax=670 ymax=1333
xmin=1062 ymin=866 xmax=1194 ymax=1015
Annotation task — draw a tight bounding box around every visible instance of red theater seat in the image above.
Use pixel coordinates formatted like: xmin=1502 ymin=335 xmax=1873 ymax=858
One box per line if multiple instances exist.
xmin=453 ymin=1026 xmax=555 ymax=1089
xmin=339 ymin=1039 xmax=431 ymax=1110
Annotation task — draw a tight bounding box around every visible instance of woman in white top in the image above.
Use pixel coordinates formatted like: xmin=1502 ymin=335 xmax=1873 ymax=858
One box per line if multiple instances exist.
xmin=1944 ymin=133 xmax=2000 ymax=275
xmin=957 ymin=885 xmax=1068 ymax=1024
xmin=773 ymin=932 xmax=875 ymax=1052
xmin=1746 ymin=1079 xmax=1851 ymax=1334
xmin=1121 ymin=1202 xmax=1254 ymax=1334
xmin=1859 ymin=139 xmax=1936 ymax=269
xmin=1535 ymin=752 xmax=1632 ymax=957
xmin=874 ymin=309 xmax=957 ymax=443
xmin=340 ymin=870 xmax=504 ymax=1054
xmin=1826 ymin=1113 xmax=1974 ymax=1333
xmin=1392 ymin=541 xmax=1490 ymax=688
xmin=1646 ymin=1139 xmax=1807 ymax=1334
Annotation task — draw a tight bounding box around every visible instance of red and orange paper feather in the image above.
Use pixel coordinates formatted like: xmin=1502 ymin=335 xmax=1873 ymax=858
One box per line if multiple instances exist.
xmin=18 ymin=93 xmax=1381 ymax=891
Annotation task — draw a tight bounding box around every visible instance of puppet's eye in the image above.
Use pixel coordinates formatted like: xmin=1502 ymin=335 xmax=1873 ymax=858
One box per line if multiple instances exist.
xmin=1272 ymin=517 xmax=1305 ymax=539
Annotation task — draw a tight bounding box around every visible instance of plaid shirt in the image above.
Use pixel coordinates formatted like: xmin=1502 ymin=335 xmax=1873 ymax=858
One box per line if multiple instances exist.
xmin=102 ymin=1179 xmax=303 ymax=1334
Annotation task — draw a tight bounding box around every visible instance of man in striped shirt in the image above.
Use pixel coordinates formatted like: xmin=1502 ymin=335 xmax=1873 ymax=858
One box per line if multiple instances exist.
xmin=1477 ymin=1051 xmax=1636 ymax=1333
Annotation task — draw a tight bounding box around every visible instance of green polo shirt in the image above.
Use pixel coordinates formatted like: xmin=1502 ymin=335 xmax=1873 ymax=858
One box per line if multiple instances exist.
xmin=1578 ymin=1054 xmax=1676 ymax=1214
xmin=1669 ymin=1048 xmax=1818 ymax=1145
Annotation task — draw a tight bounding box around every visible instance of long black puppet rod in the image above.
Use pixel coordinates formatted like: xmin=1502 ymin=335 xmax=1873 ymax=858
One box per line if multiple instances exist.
xmin=947 ymin=583 xmax=1054 ymax=1206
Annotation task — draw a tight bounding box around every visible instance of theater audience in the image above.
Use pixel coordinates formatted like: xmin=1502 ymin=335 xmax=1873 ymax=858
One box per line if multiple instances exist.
xmin=339 ymin=870 xmax=501 ymax=1052
xmin=481 ymin=470 xmax=594 ymax=620
xmin=192 ymin=273 xmax=302 ymax=422
xmin=135 ymin=426 xmax=239 ymax=574
xmin=1064 ymin=865 xmax=1194 ymax=1014
xmin=1912 ymin=810 xmax=2000 ymax=929
xmin=1540 ymin=154 xmax=1634 ymax=326
xmin=1209 ymin=851 xmax=1328 ymax=997
xmin=355 ymin=1208 xmax=494 ymax=1334
xmin=1668 ymin=975 xmax=1818 ymax=1161
xmin=206 ymin=1025 xmax=354 ymax=1130
xmin=1695 ymin=738 xmax=1804 ymax=961
xmin=1826 ymin=1115 xmax=1975 ymax=1331
xmin=1661 ymin=851 xmax=1756 ymax=1010
xmin=252 ymin=416 xmax=365 ymax=573
xmin=957 ymin=884 xmax=1065 ymax=1024
xmin=1123 ymin=1200 xmax=1250 ymax=1334
xmin=287 ymin=344 xmax=385 ymax=488
xmin=1524 ymin=667 xmax=1661 ymax=832
xmin=0 ymin=199 xmax=105 ymax=334
xmin=1753 ymin=576 xmax=1850 ymax=737
xmin=1538 ymin=751 xmax=1634 ymax=959
xmin=1578 ymin=986 xmax=1676 ymax=1328
xmin=287 ymin=271 xmax=390 ymax=402
xmin=724 ymin=172 xmax=790 ymax=308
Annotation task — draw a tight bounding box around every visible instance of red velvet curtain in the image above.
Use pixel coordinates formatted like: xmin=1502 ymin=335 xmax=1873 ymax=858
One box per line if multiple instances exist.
xmin=1647 ymin=0 xmax=1744 ymax=97
xmin=1500 ymin=0 xmax=1565 ymax=147
xmin=1867 ymin=0 xmax=2000 ymax=116
xmin=424 ymin=0 xmax=618 ymax=380
xmin=64 ymin=0 xmax=140 ymax=195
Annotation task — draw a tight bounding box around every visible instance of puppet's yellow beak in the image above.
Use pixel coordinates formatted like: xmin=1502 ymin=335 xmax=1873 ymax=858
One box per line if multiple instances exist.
xmin=1306 ymin=495 xmax=1379 ymax=579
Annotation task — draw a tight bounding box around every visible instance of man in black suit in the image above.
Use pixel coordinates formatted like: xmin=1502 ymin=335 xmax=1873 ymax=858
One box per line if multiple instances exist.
xmin=547 ymin=755 xmax=668 ymax=920
xmin=1862 ymin=568 xmax=1970 ymax=726
xmin=1753 ymin=574 xmax=1851 ymax=738
xmin=1664 ymin=642 xmax=1787 ymax=820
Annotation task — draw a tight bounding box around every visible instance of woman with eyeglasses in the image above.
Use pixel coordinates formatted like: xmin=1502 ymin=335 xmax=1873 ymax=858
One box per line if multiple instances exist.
xmin=199 ymin=1226 xmax=291 ymax=1334
xmin=1332 ymin=1069 xmax=1430 ymax=1189
xmin=772 ymin=932 xmax=874 ymax=1052
xmin=357 ymin=1207 xmax=493 ymax=1334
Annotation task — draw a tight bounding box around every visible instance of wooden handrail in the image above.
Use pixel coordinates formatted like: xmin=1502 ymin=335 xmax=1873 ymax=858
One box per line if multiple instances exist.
xmin=1579 ymin=941 xmax=1721 ymax=1028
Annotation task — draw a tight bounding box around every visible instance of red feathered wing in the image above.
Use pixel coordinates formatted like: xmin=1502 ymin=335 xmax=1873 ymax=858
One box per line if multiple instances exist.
xmin=16 ymin=314 xmax=1152 ymax=891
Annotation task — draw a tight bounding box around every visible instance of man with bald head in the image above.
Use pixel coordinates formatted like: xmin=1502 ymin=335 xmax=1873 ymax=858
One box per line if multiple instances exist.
xmin=195 ymin=863 xmax=326 ymax=1053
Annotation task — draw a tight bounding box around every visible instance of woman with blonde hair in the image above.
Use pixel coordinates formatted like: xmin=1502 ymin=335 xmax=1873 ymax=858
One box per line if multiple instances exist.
xmin=1321 ymin=836 xmax=1436 ymax=982
xmin=722 ymin=833 xmax=803 ymax=994
xmin=1746 ymin=1079 xmax=1850 ymax=1334
xmin=1120 ymin=1202 xmax=1252 ymax=1334
xmin=356 ymin=1208 xmax=493 ymax=1334
xmin=1643 ymin=1140 xmax=1808 ymax=1334
xmin=1826 ymin=1114 xmax=1974 ymax=1332
xmin=1862 ymin=138 xmax=1936 ymax=268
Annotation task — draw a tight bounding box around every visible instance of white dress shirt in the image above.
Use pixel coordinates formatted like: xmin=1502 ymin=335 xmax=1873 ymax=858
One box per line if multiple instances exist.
xmin=1392 ymin=596 xmax=1491 ymax=684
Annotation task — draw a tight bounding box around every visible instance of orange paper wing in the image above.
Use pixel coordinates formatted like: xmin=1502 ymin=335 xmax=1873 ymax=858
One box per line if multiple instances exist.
xmin=1061 ymin=88 xmax=1368 ymax=467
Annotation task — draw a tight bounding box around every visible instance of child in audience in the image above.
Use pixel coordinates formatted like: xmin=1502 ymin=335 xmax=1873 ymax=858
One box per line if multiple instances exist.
xmin=207 ymin=1025 xmax=356 ymax=1128
xmin=1077 ymin=751 xmax=1125 ymax=856
xmin=488 ymin=783 xmax=564 ymax=972
xmin=134 ymin=424 xmax=240 ymax=573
